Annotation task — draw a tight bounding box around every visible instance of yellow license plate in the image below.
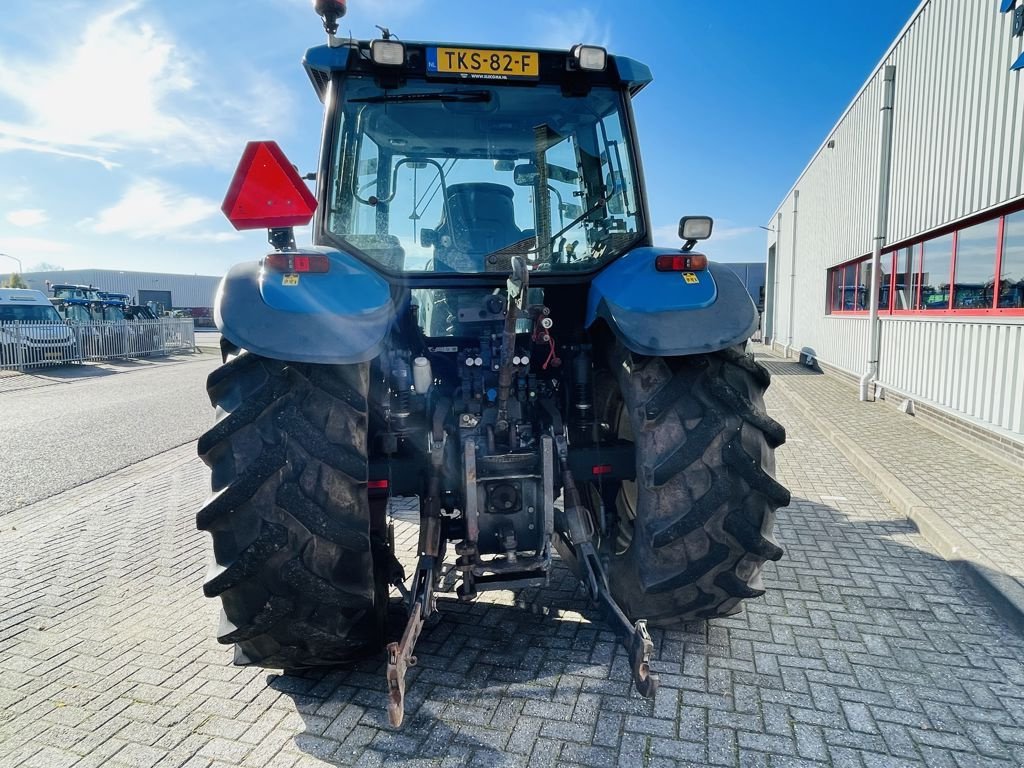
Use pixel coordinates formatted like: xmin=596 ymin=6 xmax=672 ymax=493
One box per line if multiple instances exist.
xmin=428 ymin=47 xmax=539 ymax=79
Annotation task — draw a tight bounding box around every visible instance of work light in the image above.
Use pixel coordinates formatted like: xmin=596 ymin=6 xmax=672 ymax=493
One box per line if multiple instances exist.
xmin=571 ymin=45 xmax=607 ymax=71
xmin=679 ymin=216 xmax=714 ymax=241
xmin=372 ymin=39 xmax=406 ymax=66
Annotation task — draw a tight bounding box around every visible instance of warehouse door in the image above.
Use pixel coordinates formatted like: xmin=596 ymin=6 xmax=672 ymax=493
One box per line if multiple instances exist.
xmin=138 ymin=290 xmax=172 ymax=314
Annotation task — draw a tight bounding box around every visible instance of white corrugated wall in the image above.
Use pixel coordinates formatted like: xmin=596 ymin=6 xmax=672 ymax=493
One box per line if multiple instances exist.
xmin=14 ymin=269 xmax=222 ymax=308
xmin=765 ymin=0 xmax=1024 ymax=439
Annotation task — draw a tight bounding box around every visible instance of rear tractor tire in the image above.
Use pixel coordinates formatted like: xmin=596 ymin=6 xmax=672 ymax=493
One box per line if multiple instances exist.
xmin=196 ymin=351 xmax=394 ymax=668
xmin=594 ymin=343 xmax=790 ymax=625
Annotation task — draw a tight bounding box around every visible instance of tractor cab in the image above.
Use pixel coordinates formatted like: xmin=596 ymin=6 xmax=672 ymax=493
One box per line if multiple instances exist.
xmin=98 ymin=292 xmax=132 ymax=309
xmin=302 ymin=38 xmax=651 ymax=277
xmin=50 ymin=297 xmax=93 ymax=325
xmin=51 ymin=284 xmax=104 ymax=302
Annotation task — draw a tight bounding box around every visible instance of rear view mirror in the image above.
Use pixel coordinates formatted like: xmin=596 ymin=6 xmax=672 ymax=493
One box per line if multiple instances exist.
xmin=513 ymin=164 xmax=538 ymax=186
xmin=514 ymin=162 xmax=579 ymax=187
xmin=493 ymin=159 xmax=515 ymax=172
xmin=547 ymin=164 xmax=579 ymax=184
xmin=605 ymin=171 xmax=625 ymax=215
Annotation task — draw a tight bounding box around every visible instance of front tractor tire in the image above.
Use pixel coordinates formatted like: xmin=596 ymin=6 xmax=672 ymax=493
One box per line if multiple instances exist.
xmin=196 ymin=351 xmax=390 ymax=669
xmin=596 ymin=343 xmax=790 ymax=625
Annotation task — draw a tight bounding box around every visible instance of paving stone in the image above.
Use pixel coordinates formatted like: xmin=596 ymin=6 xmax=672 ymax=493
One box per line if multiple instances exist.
xmin=2 ymin=366 xmax=1024 ymax=768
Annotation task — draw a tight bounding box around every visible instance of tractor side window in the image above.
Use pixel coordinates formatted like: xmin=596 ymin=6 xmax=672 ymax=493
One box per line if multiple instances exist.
xmin=353 ymin=136 xmax=382 ymax=236
xmin=597 ymin=110 xmax=638 ymax=238
xmin=542 ymin=138 xmax=586 ymax=264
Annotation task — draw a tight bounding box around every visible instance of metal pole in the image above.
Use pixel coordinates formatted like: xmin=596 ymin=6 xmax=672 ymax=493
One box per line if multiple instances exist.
xmin=14 ymin=321 xmax=24 ymax=370
xmin=784 ymin=192 xmax=799 ymax=358
xmin=772 ymin=213 xmax=782 ymax=349
xmin=0 ymin=253 xmax=23 ymax=272
xmin=860 ymin=65 xmax=897 ymax=402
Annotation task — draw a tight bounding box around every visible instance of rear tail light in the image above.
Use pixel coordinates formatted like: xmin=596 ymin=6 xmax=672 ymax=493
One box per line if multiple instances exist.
xmin=264 ymin=253 xmax=330 ymax=273
xmin=592 ymin=464 xmax=614 ymax=476
xmin=655 ymin=253 xmax=708 ymax=272
xmin=368 ymin=479 xmax=389 ymax=490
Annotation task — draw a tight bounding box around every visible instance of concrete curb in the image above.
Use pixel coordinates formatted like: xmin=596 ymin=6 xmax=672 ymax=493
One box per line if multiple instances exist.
xmin=776 ymin=385 xmax=1024 ymax=634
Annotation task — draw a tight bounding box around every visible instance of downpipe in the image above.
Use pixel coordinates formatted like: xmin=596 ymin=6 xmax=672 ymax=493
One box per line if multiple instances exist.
xmin=783 ymin=193 xmax=799 ymax=358
xmin=860 ymin=65 xmax=896 ymax=402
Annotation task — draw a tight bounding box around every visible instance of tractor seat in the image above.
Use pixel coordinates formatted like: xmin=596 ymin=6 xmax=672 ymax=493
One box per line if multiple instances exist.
xmin=433 ymin=183 xmax=523 ymax=271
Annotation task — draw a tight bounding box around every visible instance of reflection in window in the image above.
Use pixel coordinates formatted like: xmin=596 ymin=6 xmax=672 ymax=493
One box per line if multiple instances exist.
xmin=953 ymin=220 xmax=997 ymax=309
xmin=843 ymin=263 xmax=858 ymax=310
xmin=863 ymin=258 xmax=891 ymax=312
xmin=830 ymin=268 xmax=843 ymax=312
xmin=918 ymin=235 xmax=952 ymax=311
xmin=893 ymin=247 xmax=914 ymax=310
xmin=1000 ymin=210 xmax=1024 ymax=309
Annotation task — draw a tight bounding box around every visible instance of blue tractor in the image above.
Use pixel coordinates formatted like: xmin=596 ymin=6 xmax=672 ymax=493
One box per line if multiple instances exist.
xmin=199 ymin=0 xmax=789 ymax=726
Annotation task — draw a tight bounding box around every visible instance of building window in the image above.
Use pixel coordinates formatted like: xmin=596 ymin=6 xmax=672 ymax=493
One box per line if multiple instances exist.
xmin=828 ymin=256 xmax=868 ymax=313
xmin=863 ymin=258 xmax=891 ymax=312
xmin=918 ymin=233 xmax=953 ymax=310
xmin=952 ymin=220 xmax=998 ymax=309
xmin=1000 ymin=210 xmax=1024 ymax=308
xmin=893 ymin=246 xmax=915 ymax=310
xmin=826 ymin=207 xmax=1024 ymax=316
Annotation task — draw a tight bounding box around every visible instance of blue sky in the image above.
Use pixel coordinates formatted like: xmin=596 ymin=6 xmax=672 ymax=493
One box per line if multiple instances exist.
xmin=0 ymin=0 xmax=921 ymax=276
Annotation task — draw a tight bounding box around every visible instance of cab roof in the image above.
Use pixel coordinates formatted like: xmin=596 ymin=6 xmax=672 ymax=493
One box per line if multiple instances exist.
xmin=303 ymin=41 xmax=653 ymax=103
xmin=0 ymin=288 xmax=50 ymax=304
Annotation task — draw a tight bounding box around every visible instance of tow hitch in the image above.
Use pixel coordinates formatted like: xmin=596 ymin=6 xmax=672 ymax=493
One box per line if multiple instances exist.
xmin=553 ymin=433 xmax=660 ymax=699
xmin=385 ymin=431 xmax=445 ymax=727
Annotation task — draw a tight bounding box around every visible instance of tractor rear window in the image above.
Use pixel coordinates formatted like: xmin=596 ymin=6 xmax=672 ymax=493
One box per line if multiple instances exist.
xmin=325 ymin=79 xmax=643 ymax=275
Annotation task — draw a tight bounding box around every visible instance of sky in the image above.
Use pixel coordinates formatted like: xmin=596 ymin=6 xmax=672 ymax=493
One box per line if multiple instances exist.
xmin=0 ymin=0 xmax=922 ymax=277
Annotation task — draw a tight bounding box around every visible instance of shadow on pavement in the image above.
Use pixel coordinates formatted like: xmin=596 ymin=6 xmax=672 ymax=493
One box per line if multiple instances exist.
xmin=0 ymin=353 xmax=204 ymax=390
xmin=270 ymin=565 xmax=658 ymax=766
xmin=757 ymin=358 xmax=823 ymax=376
xmin=268 ymin=493 xmax=1024 ymax=766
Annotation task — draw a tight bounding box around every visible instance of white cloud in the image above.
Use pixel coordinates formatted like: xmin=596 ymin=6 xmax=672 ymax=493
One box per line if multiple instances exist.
xmin=294 ymin=0 xmax=425 ymax=24
xmin=0 ymin=4 xmax=289 ymax=169
xmin=529 ymin=9 xmax=612 ymax=50
xmin=83 ymin=179 xmax=240 ymax=243
xmin=653 ymin=221 xmax=760 ymax=247
xmin=5 ymin=209 xmax=48 ymax=228
xmin=714 ymin=225 xmax=760 ymax=242
xmin=651 ymin=224 xmax=681 ymax=246
xmin=0 ymin=236 xmax=73 ymax=258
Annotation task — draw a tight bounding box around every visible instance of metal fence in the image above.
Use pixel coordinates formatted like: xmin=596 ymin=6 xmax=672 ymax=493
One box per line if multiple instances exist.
xmin=0 ymin=319 xmax=196 ymax=372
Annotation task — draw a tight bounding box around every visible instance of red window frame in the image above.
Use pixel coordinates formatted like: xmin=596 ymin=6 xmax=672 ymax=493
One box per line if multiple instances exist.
xmin=827 ymin=254 xmax=888 ymax=315
xmin=826 ymin=203 xmax=1024 ymax=317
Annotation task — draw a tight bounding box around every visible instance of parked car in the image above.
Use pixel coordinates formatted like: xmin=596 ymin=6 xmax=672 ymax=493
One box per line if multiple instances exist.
xmin=0 ymin=288 xmax=77 ymax=366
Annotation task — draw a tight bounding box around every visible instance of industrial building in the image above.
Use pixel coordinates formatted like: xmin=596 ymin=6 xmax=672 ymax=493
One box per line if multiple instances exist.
xmin=12 ymin=268 xmax=221 ymax=317
xmin=763 ymin=0 xmax=1024 ymax=458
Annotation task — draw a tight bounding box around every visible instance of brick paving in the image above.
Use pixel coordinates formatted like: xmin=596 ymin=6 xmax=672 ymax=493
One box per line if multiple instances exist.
xmin=3 ymin=379 xmax=1024 ymax=766
xmin=756 ymin=347 xmax=1024 ymax=594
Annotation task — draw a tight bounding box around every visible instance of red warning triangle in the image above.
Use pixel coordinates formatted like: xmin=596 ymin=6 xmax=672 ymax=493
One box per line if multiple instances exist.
xmin=221 ymin=141 xmax=318 ymax=230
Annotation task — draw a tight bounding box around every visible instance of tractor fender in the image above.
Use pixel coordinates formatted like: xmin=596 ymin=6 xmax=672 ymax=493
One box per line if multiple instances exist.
xmin=585 ymin=247 xmax=758 ymax=357
xmin=215 ymin=246 xmax=395 ymax=364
